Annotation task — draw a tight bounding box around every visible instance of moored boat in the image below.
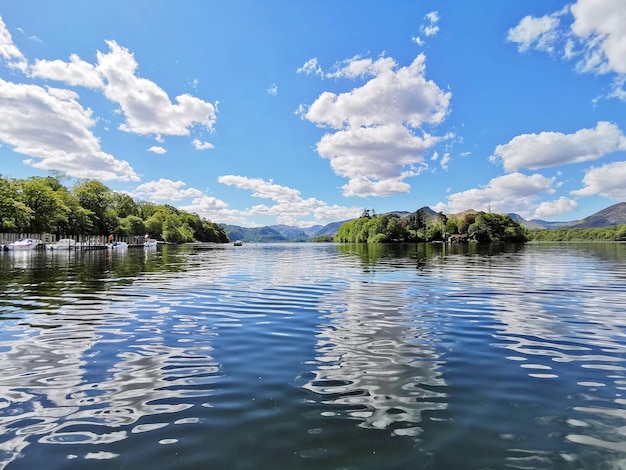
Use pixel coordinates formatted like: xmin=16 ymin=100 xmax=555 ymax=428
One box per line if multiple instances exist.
xmin=234 ymin=240 xmax=243 ymax=246
xmin=45 ymin=238 xmax=77 ymax=251
xmin=144 ymin=238 xmax=158 ymax=248
xmin=108 ymin=241 xmax=129 ymax=250
xmin=6 ymin=238 xmax=39 ymax=251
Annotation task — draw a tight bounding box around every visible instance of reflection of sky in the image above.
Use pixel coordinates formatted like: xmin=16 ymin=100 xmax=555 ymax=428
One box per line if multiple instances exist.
xmin=305 ymin=271 xmax=447 ymax=437
xmin=0 ymin=287 xmax=220 ymax=467
xmin=432 ymin=244 xmax=626 ymax=460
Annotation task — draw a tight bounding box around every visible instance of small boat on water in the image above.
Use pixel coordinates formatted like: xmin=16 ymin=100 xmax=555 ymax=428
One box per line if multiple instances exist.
xmin=144 ymin=238 xmax=158 ymax=248
xmin=108 ymin=241 xmax=128 ymax=250
xmin=233 ymin=240 xmax=243 ymax=246
xmin=45 ymin=238 xmax=77 ymax=251
xmin=6 ymin=238 xmax=39 ymax=251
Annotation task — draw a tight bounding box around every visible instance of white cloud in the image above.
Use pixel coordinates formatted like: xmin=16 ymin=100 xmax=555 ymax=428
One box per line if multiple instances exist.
xmin=532 ymin=196 xmax=579 ymax=219
xmin=571 ymin=160 xmax=626 ymax=200
xmin=30 ymin=54 xmax=104 ymax=88
xmin=96 ymin=41 xmax=217 ymax=136
xmin=267 ymin=83 xmax=278 ymax=95
xmin=179 ymin=195 xmax=245 ymax=225
xmin=218 ymin=174 xmax=362 ymax=224
xmin=491 ymin=121 xmax=626 ymax=172
xmin=0 ymin=78 xmax=139 ymax=181
xmin=440 ymin=152 xmax=451 ymax=170
xmin=297 ymin=58 xmax=323 ymax=77
xmin=299 ymin=54 xmax=451 ymax=197
xmin=509 ymin=1 xmax=626 ymax=99
xmin=413 ymin=11 xmax=441 ymax=43
xmin=326 ymin=55 xmax=397 ymax=79
xmin=148 ymin=146 xmax=167 ymax=154
xmin=131 ymin=178 xmax=203 ymax=201
xmin=27 ymin=38 xmax=221 ymax=136
xmin=570 ymin=0 xmax=626 ymax=75
xmin=0 ymin=16 xmax=27 ymax=72
xmin=340 ymin=176 xmax=412 ymax=198
xmin=507 ymin=13 xmax=561 ymax=53
xmin=192 ymin=138 xmax=214 ymax=150
xmin=218 ymin=175 xmax=302 ymax=203
xmin=439 ymin=172 xmax=556 ymax=217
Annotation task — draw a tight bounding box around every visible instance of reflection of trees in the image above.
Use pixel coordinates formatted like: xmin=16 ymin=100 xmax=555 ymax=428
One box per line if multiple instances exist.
xmin=304 ymin=265 xmax=447 ymax=437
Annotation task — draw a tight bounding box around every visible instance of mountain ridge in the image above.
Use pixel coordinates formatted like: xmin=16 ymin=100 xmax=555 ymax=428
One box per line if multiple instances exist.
xmin=220 ymin=202 xmax=626 ymax=242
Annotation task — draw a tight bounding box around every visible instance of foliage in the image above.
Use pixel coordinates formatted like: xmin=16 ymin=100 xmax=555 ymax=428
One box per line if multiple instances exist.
xmin=527 ymin=225 xmax=626 ymax=242
xmin=335 ymin=214 xmax=413 ymax=243
xmin=467 ymin=212 xmax=527 ymax=243
xmin=0 ymin=174 xmax=229 ymax=243
xmin=334 ymin=210 xmax=528 ymax=244
xmin=311 ymin=235 xmax=334 ymax=242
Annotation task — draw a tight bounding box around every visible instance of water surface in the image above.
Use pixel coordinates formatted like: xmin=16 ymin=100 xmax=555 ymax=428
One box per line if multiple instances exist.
xmin=0 ymin=242 xmax=625 ymax=469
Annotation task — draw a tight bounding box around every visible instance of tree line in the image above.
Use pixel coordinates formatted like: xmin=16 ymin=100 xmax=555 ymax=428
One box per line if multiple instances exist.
xmin=334 ymin=208 xmax=528 ymax=244
xmin=0 ymin=173 xmax=229 ymax=243
xmin=527 ymin=225 xmax=626 ymax=242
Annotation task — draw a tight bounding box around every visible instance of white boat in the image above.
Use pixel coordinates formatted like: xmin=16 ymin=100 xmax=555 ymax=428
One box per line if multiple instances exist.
xmin=234 ymin=240 xmax=243 ymax=246
xmin=6 ymin=238 xmax=39 ymax=251
xmin=108 ymin=241 xmax=128 ymax=250
xmin=144 ymin=238 xmax=158 ymax=248
xmin=45 ymin=238 xmax=77 ymax=251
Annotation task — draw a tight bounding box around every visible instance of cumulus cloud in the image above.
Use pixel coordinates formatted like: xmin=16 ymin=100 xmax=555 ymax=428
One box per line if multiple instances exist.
xmin=27 ymin=40 xmax=218 ymax=137
xmin=0 ymin=16 xmax=216 ymax=181
xmin=532 ymin=196 xmax=579 ymax=218
xmin=30 ymin=54 xmax=104 ymax=88
xmin=179 ymin=195 xmax=245 ymax=225
xmin=218 ymin=175 xmax=302 ymax=203
xmin=267 ymin=83 xmax=278 ymax=95
xmin=96 ymin=41 xmax=217 ymax=136
xmin=438 ymin=172 xmax=556 ymax=216
xmin=570 ymin=0 xmax=626 ymax=75
xmin=491 ymin=121 xmax=626 ymax=172
xmin=218 ymin=174 xmax=361 ymax=225
xmin=0 ymin=17 xmax=27 ymax=71
xmin=192 ymin=138 xmax=214 ymax=150
xmin=298 ymin=54 xmax=451 ymax=197
xmin=508 ymin=0 xmax=626 ymax=99
xmin=131 ymin=178 xmax=203 ymax=201
xmin=507 ymin=13 xmax=561 ymax=53
xmin=0 ymin=78 xmax=139 ymax=181
xmin=148 ymin=146 xmax=167 ymax=154
xmin=571 ymin=160 xmax=626 ymax=200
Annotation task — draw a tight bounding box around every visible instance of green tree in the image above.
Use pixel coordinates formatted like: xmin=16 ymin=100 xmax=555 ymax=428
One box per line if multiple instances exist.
xmin=21 ymin=176 xmax=70 ymax=233
xmin=73 ymin=180 xmax=113 ymax=235
xmin=0 ymin=176 xmax=32 ymax=231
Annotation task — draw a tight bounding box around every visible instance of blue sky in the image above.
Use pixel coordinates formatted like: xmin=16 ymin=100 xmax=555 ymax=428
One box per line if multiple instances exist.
xmin=1 ymin=1 xmax=625 ymax=227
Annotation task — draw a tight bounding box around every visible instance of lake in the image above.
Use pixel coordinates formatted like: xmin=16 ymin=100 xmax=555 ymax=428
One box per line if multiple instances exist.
xmin=0 ymin=242 xmax=625 ymax=469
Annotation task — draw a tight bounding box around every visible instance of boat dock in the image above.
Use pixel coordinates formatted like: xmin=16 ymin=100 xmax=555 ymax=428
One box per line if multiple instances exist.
xmin=0 ymin=234 xmax=158 ymax=251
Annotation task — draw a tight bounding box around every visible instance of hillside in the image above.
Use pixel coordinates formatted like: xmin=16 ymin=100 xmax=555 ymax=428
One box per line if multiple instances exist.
xmin=511 ymin=202 xmax=626 ymax=230
xmin=221 ymin=202 xmax=626 ymax=242
xmin=567 ymin=202 xmax=626 ymax=228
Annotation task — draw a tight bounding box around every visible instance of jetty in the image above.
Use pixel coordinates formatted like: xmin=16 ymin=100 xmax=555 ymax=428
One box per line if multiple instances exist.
xmin=1 ymin=234 xmax=156 ymax=251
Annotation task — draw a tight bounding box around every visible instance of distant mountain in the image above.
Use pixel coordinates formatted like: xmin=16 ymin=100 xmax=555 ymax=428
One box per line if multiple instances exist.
xmin=313 ymin=220 xmax=351 ymax=238
xmin=510 ymin=202 xmax=626 ymax=229
xmin=222 ymin=202 xmax=626 ymax=242
xmin=221 ymin=224 xmax=286 ymax=242
xmin=567 ymin=202 xmax=626 ymax=228
xmin=268 ymin=225 xmax=312 ymax=242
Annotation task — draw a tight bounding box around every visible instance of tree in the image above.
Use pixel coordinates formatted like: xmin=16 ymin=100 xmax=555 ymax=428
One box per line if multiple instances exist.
xmin=73 ymin=180 xmax=113 ymax=235
xmin=21 ymin=177 xmax=70 ymax=233
xmin=111 ymin=192 xmax=140 ymax=218
xmin=0 ymin=176 xmax=32 ymax=232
